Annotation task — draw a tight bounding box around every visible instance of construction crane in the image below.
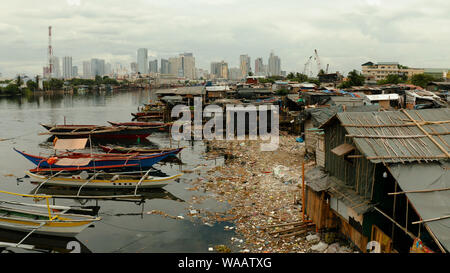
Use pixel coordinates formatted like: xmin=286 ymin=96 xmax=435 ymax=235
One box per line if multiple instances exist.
xmin=314 ymin=49 xmax=322 ymax=74
xmin=303 ymin=56 xmax=313 ymax=77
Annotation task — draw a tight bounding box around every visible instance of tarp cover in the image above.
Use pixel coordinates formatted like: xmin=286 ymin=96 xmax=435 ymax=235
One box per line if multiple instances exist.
xmin=55 ymin=158 xmax=92 ymax=166
xmin=54 ymin=138 xmax=88 ymax=150
xmin=389 ymin=161 xmax=450 ymax=252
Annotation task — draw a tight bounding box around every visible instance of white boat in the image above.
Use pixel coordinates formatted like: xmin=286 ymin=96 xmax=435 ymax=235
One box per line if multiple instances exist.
xmin=0 ymin=191 xmax=100 ymax=238
xmin=26 ymin=170 xmax=182 ymax=189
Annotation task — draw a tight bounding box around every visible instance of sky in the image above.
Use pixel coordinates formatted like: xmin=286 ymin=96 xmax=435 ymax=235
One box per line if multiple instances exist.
xmin=0 ymin=0 xmax=449 ymax=78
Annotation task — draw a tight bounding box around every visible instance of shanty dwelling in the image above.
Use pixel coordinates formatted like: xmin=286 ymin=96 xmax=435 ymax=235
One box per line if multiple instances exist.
xmin=300 ymin=105 xmax=380 ymax=166
xmin=304 ymin=108 xmax=450 ymax=253
xmin=363 ymin=94 xmax=401 ymax=110
xmin=205 ymin=86 xmax=230 ymax=102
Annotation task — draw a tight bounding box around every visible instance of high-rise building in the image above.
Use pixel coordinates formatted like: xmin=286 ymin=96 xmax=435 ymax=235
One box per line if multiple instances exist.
xmin=210 ymin=61 xmax=228 ymax=79
xmin=105 ymin=63 xmax=112 ymax=75
xmin=62 ymin=56 xmax=73 ymax=79
xmin=137 ymin=48 xmax=148 ymax=74
xmin=51 ymin=56 xmax=61 ymax=78
xmin=91 ymin=58 xmax=105 ymax=77
xmin=240 ymin=54 xmax=251 ymax=78
xmin=179 ymin=53 xmax=196 ymax=79
xmin=229 ymin=67 xmax=242 ymax=80
xmin=130 ymin=62 xmax=137 ymax=74
xmin=268 ymin=51 xmax=281 ymax=76
xmin=168 ymin=57 xmax=181 ymax=76
xmin=82 ymin=61 xmax=91 ymax=78
xmin=160 ymin=59 xmax=169 ymax=74
xmin=72 ymin=66 xmax=78 ymax=77
xmin=149 ymin=59 xmax=158 ymax=73
xmin=255 ymin=57 xmax=266 ymax=76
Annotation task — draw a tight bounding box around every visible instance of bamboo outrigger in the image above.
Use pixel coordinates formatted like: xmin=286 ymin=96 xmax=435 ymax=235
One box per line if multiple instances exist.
xmin=0 ymin=190 xmax=100 ymax=241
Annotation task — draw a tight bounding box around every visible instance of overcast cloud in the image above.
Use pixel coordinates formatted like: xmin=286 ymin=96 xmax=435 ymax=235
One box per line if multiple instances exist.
xmin=0 ymin=0 xmax=449 ymax=77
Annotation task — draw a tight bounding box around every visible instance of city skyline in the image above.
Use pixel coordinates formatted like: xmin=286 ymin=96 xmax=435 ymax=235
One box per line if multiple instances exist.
xmin=1 ymin=0 xmax=449 ymax=78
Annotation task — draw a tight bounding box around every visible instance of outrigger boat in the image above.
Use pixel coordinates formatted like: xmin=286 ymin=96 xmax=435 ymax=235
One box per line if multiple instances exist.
xmin=40 ymin=123 xmax=153 ymax=140
xmin=108 ymin=121 xmax=171 ymax=132
xmin=26 ymin=170 xmax=182 ymax=190
xmin=0 ymin=190 xmax=100 ymax=239
xmin=98 ymin=144 xmax=183 ymax=155
xmin=14 ymin=148 xmax=177 ymax=169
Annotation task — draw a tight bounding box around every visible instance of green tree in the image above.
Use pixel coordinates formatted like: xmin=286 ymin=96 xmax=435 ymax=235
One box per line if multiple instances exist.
xmin=4 ymin=83 xmax=20 ymax=94
xmin=410 ymin=73 xmax=439 ymax=88
xmin=338 ymin=70 xmax=365 ymax=88
xmin=26 ymin=80 xmax=38 ymax=91
xmin=248 ymin=72 xmax=254 ymax=76
xmin=377 ymin=74 xmax=407 ymax=85
xmin=35 ymin=75 xmax=40 ymax=91
xmin=16 ymin=75 xmax=23 ymax=86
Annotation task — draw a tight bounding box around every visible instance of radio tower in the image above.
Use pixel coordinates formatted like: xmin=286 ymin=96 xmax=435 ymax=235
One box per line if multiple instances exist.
xmin=47 ymin=26 xmax=53 ymax=80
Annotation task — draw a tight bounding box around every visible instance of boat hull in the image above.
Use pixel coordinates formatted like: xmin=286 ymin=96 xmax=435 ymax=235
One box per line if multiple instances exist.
xmin=14 ymin=148 xmax=175 ymax=169
xmin=0 ymin=218 xmax=95 ymax=237
xmin=27 ymin=171 xmax=182 ymax=189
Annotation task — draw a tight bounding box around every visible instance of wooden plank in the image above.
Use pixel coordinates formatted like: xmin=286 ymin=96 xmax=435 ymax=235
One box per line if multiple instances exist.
xmin=331 ymin=143 xmax=355 ymax=156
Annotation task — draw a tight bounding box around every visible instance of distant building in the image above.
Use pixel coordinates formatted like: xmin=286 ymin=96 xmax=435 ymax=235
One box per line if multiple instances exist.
xmin=130 ymin=62 xmax=137 ymax=74
xmin=105 ymin=63 xmax=112 ymax=75
xmin=62 ymin=56 xmax=73 ymax=79
xmin=82 ymin=61 xmax=91 ymax=78
xmin=149 ymin=59 xmax=158 ymax=73
xmin=211 ymin=61 xmax=228 ymax=79
xmin=51 ymin=56 xmax=61 ymax=78
xmin=72 ymin=66 xmax=78 ymax=77
xmin=180 ymin=53 xmax=196 ymax=79
xmin=255 ymin=57 xmax=266 ymax=76
xmin=229 ymin=67 xmax=242 ymax=81
xmin=137 ymin=48 xmax=148 ymax=74
xmin=160 ymin=59 xmax=169 ymax=74
xmin=268 ymin=51 xmax=281 ymax=76
xmin=240 ymin=54 xmax=251 ymax=78
xmin=423 ymin=68 xmax=450 ymax=80
xmin=361 ymin=61 xmax=424 ymax=84
xmin=168 ymin=57 xmax=181 ymax=76
xmin=91 ymin=58 xmax=105 ymax=77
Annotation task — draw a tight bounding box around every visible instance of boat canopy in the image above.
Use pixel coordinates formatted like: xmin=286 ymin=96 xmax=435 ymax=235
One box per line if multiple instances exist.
xmin=54 ymin=138 xmax=88 ymax=150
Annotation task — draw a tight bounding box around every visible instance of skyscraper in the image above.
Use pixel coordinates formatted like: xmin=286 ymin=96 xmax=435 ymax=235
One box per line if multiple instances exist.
xmin=91 ymin=58 xmax=105 ymax=77
xmin=149 ymin=59 xmax=158 ymax=73
xmin=168 ymin=57 xmax=181 ymax=76
xmin=137 ymin=48 xmax=148 ymax=74
xmin=51 ymin=56 xmax=61 ymax=78
xmin=72 ymin=66 xmax=78 ymax=77
xmin=180 ymin=53 xmax=196 ymax=79
xmin=240 ymin=54 xmax=251 ymax=78
xmin=130 ymin=62 xmax=137 ymax=74
xmin=62 ymin=56 xmax=73 ymax=79
xmin=160 ymin=59 xmax=169 ymax=74
xmin=210 ymin=61 xmax=228 ymax=79
xmin=255 ymin=57 xmax=266 ymax=76
xmin=82 ymin=61 xmax=91 ymax=78
xmin=268 ymin=51 xmax=281 ymax=76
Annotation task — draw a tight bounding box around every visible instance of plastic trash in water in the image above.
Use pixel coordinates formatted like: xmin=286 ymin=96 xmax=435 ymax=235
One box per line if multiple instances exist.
xmin=296 ymin=137 xmax=304 ymax=143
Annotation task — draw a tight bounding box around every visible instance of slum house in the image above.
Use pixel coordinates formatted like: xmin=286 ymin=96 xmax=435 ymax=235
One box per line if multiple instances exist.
xmin=155 ymin=86 xmax=206 ymax=106
xmin=426 ymin=82 xmax=450 ymax=92
xmin=205 ymin=86 xmax=230 ymax=103
xmin=300 ymin=105 xmax=379 ymax=167
xmin=305 ymin=108 xmax=450 ymax=253
xmin=363 ymin=94 xmax=401 ymax=110
xmin=235 ymin=88 xmax=274 ymax=100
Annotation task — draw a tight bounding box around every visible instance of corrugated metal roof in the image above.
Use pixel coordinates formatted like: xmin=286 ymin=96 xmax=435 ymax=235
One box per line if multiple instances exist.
xmin=335 ymin=108 xmax=450 ymax=163
xmin=389 ymin=161 xmax=450 ymax=252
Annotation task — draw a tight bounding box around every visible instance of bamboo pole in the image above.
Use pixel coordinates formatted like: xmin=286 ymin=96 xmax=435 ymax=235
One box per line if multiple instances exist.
xmin=401 ymin=109 xmax=450 ymax=158
xmin=412 ymin=215 xmax=450 ymax=224
xmin=388 ymin=187 xmax=450 ymax=195
xmin=374 ymin=207 xmax=415 ymax=240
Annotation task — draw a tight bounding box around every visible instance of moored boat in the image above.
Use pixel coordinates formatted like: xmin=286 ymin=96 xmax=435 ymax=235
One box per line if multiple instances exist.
xmin=98 ymin=145 xmax=183 ymax=155
xmin=26 ymin=170 xmax=182 ymax=189
xmin=40 ymin=123 xmax=153 ymax=140
xmin=14 ymin=148 xmax=177 ymax=169
xmin=0 ymin=191 xmax=100 ymax=238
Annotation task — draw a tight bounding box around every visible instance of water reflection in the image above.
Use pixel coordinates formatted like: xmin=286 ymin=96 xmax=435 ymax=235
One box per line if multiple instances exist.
xmin=0 ymin=229 xmax=91 ymax=253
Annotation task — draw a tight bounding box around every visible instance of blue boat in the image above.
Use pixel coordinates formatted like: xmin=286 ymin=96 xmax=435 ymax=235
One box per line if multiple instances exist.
xmin=13 ymin=148 xmax=180 ymax=169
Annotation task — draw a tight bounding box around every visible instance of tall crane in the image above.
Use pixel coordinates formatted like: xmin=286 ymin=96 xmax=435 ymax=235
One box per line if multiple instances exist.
xmin=314 ymin=49 xmax=322 ymax=74
xmin=303 ymin=56 xmax=313 ymax=77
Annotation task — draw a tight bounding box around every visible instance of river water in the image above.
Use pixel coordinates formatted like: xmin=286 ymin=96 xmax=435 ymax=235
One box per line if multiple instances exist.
xmin=0 ymin=89 xmax=234 ymax=253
